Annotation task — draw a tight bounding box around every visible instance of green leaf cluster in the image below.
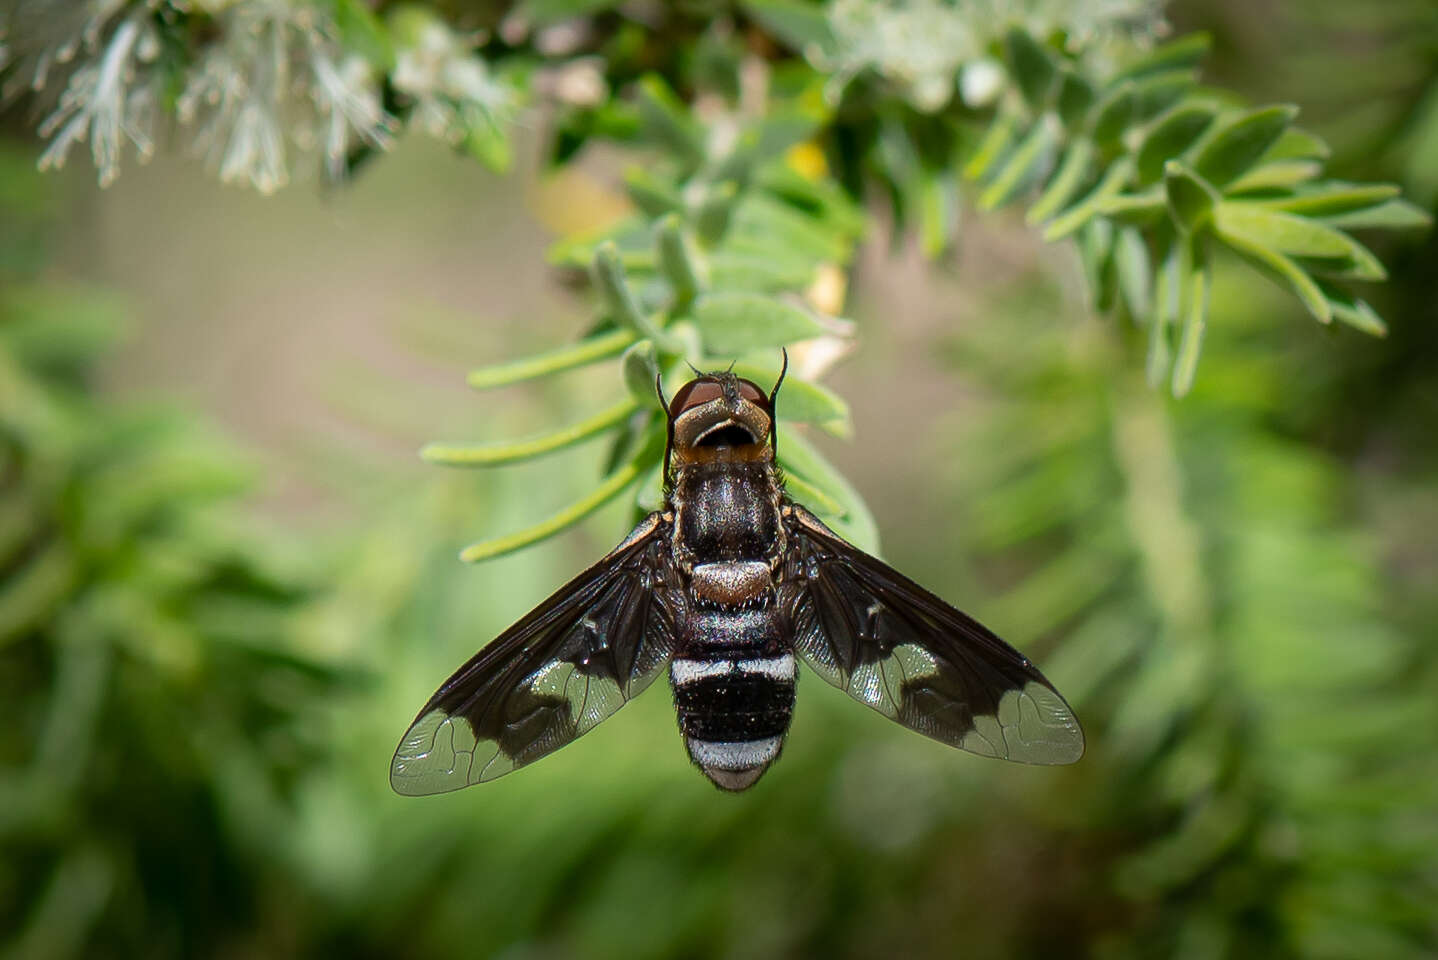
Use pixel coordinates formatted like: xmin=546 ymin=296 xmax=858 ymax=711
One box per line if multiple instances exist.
xmin=957 ymin=31 xmax=1430 ymax=394
xmin=936 ymin=269 xmax=1437 ymax=956
xmin=433 ymin=71 xmax=876 ymax=559
xmin=409 ymin=5 xmax=1424 ymax=561
xmin=10 ymin=1 xmax=1427 ymax=561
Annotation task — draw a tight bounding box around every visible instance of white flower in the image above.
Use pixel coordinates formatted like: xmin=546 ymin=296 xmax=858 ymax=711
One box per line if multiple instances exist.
xmin=36 ymin=14 xmax=160 ymax=187
xmin=22 ymin=0 xmax=501 ymax=191
xmin=391 ymin=11 xmax=517 ymax=150
xmin=824 ymin=0 xmax=1167 ymax=111
xmin=180 ymin=7 xmax=291 ymax=194
xmin=307 ymin=43 xmax=393 ymax=181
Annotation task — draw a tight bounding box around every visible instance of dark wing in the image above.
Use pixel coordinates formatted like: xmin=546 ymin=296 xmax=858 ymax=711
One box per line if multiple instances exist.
xmin=781 ymin=504 xmax=1083 ymax=764
xmin=390 ymin=513 xmax=682 ymax=795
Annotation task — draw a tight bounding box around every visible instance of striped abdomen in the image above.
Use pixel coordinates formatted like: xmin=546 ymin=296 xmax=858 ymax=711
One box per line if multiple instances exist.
xmin=670 ymin=561 xmax=795 ymax=791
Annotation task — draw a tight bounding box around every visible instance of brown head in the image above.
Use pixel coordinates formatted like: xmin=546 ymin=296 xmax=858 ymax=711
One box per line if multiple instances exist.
xmin=663 ymin=371 xmax=779 ymax=475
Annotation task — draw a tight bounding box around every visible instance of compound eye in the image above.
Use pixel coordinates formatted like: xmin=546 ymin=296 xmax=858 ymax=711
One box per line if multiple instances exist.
xmin=668 ymin=379 xmax=723 ymax=417
xmin=736 ymin=379 xmax=769 ymax=407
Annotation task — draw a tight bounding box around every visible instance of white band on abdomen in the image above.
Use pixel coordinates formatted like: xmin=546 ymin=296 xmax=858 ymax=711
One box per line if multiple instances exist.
xmin=736 ymin=655 xmax=795 ymax=681
xmin=687 ymin=735 xmax=784 ymax=771
xmin=672 ymin=655 xmax=795 ymax=686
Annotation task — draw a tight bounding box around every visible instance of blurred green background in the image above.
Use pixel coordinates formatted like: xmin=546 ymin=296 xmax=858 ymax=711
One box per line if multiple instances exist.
xmin=3 ymin=1 xmax=1436 ymax=958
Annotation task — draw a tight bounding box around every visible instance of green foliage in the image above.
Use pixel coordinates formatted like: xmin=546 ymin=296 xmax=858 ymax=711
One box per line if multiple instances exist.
xmin=960 ymin=33 xmax=1427 ymax=392
xmin=938 ymin=269 xmax=1438 ymax=957
xmin=0 ymin=163 xmax=355 ymax=956
xmin=2 ymin=4 xmax=1436 ymax=960
xmin=6 ymin=1 xmax=1426 ymax=557
xmin=400 ymin=2 xmax=1423 ymax=556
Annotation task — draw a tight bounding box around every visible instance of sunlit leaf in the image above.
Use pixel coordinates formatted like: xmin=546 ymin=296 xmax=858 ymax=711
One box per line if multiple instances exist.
xmin=466 ymin=330 xmax=636 ymax=389
xmin=458 ymin=438 xmax=661 ymax=563
xmin=980 ymin=117 xmax=1058 ymax=210
xmin=1028 ymin=138 xmax=1095 ymax=224
xmin=422 ymin=399 xmax=640 ymax=467
xmin=1044 ymin=156 xmax=1134 ymax=240
xmin=964 ymin=109 xmax=1022 ymax=183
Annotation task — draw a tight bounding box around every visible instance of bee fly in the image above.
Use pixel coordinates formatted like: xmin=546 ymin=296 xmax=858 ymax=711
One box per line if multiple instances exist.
xmin=391 ymin=365 xmax=1084 ymax=794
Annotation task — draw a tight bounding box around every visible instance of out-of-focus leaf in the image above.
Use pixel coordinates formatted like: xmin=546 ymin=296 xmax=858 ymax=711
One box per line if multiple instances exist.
xmin=1077 ymin=218 xmax=1118 ymax=312
xmin=1113 ymin=32 xmax=1212 ymax=82
xmin=1044 ymin=156 xmax=1134 ymax=240
xmin=328 ymin=0 xmax=395 ymax=70
xmin=1191 ymin=105 xmax=1299 ymax=189
xmin=463 ymin=115 xmax=513 ymax=174
xmin=1171 ymin=240 xmax=1211 ymax=397
xmin=1004 ymin=28 xmax=1059 ymax=110
xmin=515 ymin=0 xmax=624 ymax=25
xmin=620 ymin=337 xmax=660 ymax=406
xmin=635 ymin=75 xmax=705 ymax=169
xmin=1131 ymin=69 xmax=1199 ymax=122
xmin=1225 ymin=160 xmax=1323 ymax=193
xmin=1056 ymin=70 xmax=1097 ymax=130
xmin=777 ymin=429 xmax=879 ymax=553
xmin=691 ymin=293 xmax=829 ymax=355
xmin=727 ymin=191 xmax=854 ymax=264
xmin=0 ymin=543 xmax=78 ymax=646
xmin=917 ymin=167 xmax=960 ymax=258
xmin=1219 ymin=229 xmax=1331 ymax=324
xmin=1136 ymin=104 xmax=1218 ymax=185
xmin=708 ymin=253 xmax=814 ymax=292
xmin=1089 ymin=81 xmax=1135 ymax=148
xmin=624 ymin=167 xmax=683 ymax=217
xmin=1317 ymin=199 xmax=1433 ymax=231
xmin=655 ymin=216 xmax=705 ymax=310
xmin=779 ymin=471 xmax=843 ymax=517
xmin=696 ymin=181 xmax=740 ymax=247
xmin=1251 ymin=183 xmax=1399 ymax=218
xmin=963 ymin=109 xmax=1021 ymax=182
xmin=1214 ymin=202 xmax=1384 ymax=279
xmin=1318 ymin=282 xmax=1388 ymax=337
xmin=1164 ymin=161 xmax=1217 ymax=233
xmin=1262 ymin=126 xmax=1330 ymax=162
xmin=741 ymin=0 xmax=838 ymax=59
xmin=1028 ymin=138 xmax=1095 ymax=224
xmin=1095 ymin=187 xmax=1166 ymax=226
xmin=1115 ymin=226 xmax=1153 ymax=321
xmin=1148 ymin=239 xmax=1178 ymax=384
xmin=980 ymin=117 xmax=1058 ymax=211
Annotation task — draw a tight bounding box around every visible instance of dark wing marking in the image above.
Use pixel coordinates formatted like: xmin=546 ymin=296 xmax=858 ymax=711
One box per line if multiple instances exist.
xmin=781 ymin=504 xmax=1083 ymax=764
xmin=390 ymin=513 xmax=682 ymax=795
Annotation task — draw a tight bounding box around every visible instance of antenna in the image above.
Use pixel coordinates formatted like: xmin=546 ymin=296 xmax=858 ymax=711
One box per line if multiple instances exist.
xmin=768 ymin=348 xmax=788 ymax=455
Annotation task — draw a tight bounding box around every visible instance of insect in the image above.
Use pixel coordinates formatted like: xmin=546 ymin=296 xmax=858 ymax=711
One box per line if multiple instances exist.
xmin=391 ymin=365 xmax=1083 ymax=794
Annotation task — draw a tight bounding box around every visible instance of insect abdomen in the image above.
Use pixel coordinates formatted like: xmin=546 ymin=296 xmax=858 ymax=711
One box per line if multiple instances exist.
xmin=671 ymin=574 xmax=795 ymax=791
